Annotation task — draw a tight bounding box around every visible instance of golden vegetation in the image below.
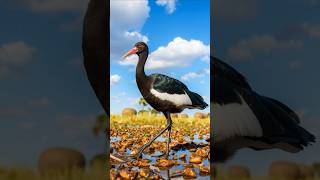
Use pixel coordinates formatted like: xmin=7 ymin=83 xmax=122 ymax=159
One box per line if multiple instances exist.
xmin=110 ymin=111 xmax=210 ymax=179
xmin=194 ymin=112 xmax=208 ymax=119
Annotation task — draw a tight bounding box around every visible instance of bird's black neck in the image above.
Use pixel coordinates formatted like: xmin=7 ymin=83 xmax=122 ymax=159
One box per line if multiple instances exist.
xmin=136 ymin=50 xmax=148 ymax=85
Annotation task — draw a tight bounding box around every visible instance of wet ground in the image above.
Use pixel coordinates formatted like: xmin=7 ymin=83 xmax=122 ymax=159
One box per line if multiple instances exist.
xmin=109 ymin=116 xmax=210 ymax=180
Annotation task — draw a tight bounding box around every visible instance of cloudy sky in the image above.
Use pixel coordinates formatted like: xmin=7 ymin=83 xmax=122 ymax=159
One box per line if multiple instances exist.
xmin=0 ymin=0 xmax=106 ymax=167
xmin=213 ymin=0 xmax=320 ymax=175
xmin=110 ymin=0 xmax=210 ymax=114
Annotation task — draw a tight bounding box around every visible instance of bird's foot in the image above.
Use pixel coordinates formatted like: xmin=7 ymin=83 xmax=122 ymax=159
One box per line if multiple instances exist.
xmin=113 ymin=153 xmax=143 ymax=164
xmin=131 ymin=152 xmax=143 ymax=160
xmin=151 ymin=151 xmax=170 ymax=158
xmin=119 ymin=150 xmax=144 ymax=159
xmin=151 ymin=153 xmax=164 ymax=157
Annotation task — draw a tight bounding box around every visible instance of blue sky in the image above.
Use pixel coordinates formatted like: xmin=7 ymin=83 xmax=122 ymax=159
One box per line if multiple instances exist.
xmin=0 ymin=0 xmax=104 ymax=167
xmin=110 ymin=0 xmax=210 ymax=115
xmin=214 ymin=0 xmax=320 ymax=175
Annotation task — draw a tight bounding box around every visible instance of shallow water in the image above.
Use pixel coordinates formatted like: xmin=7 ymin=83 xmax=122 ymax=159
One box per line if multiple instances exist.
xmin=111 ymin=134 xmax=210 ymax=179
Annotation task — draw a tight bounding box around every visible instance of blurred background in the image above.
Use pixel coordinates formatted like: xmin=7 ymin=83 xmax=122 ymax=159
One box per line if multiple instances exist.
xmin=213 ymin=0 xmax=320 ymax=177
xmin=0 ymin=0 xmax=106 ymax=173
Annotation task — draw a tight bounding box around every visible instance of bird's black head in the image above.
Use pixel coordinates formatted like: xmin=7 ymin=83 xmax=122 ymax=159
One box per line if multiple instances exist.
xmin=134 ymin=42 xmax=148 ymax=54
xmin=123 ymin=42 xmax=148 ymax=59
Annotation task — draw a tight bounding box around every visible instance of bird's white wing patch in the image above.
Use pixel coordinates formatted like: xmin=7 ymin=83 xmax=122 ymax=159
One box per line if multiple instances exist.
xmin=212 ymin=92 xmax=263 ymax=142
xmin=150 ymin=88 xmax=192 ymax=106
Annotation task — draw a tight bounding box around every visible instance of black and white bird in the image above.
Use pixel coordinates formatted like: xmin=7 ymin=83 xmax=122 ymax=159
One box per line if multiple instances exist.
xmin=122 ymin=42 xmax=208 ymax=158
xmin=211 ymin=56 xmax=315 ymax=162
xmin=81 ymin=0 xmax=314 ymax=163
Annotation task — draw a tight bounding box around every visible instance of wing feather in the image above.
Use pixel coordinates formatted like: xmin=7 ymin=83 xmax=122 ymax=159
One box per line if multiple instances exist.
xmin=150 ymin=74 xmax=188 ymax=94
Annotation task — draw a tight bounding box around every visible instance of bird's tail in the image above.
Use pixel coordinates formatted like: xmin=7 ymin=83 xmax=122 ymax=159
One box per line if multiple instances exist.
xmin=186 ymin=91 xmax=208 ymax=110
xmin=260 ymin=97 xmax=315 ymax=152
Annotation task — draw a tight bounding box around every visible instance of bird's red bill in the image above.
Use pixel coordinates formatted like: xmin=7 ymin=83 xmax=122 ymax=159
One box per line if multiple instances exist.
xmin=123 ymin=47 xmax=138 ymax=59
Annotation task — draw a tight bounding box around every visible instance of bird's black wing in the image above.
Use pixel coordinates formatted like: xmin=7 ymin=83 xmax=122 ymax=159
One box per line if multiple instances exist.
xmin=211 ymin=56 xmax=251 ymax=105
xmin=150 ymin=74 xmax=208 ymax=108
xmin=82 ymin=0 xmax=109 ymax=115
xmin=211 ymin=56 xmax=315 ymax=158
xmin=212 ymin=56 xmax=252 ymax=90
xmin=150 ymin=74 xmax=188 ymax=94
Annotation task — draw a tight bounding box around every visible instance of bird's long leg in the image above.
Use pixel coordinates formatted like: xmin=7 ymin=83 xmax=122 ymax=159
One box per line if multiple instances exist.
xmin=132 ymin=112 xmax=172 ymax=159
xmin=165 ymin=112 xmax=172 ymax=158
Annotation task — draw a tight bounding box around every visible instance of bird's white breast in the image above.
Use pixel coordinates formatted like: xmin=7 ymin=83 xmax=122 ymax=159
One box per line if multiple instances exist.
xmin=212 ymin=92 xmax=263 ymax=142
xmin=150 ymin=88 xmax=192 ymax=106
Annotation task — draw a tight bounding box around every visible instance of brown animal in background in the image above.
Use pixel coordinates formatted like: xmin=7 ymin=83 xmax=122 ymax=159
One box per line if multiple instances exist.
xmin=90 ymin=153 xmax=106 ymax=168
xmin=268 ymin=160 xmax=301 ymax=180
xmin=299 ymin=164 xmax=315 ymax=180
xmin=38 ymin=147 xmax=86 ymax=175
xmin=171 ymin=113 xmax=179 ymax=118
xmin=226 ymin=165 xmax=251 ymax=179
xmin=122 ymin=108 xmax=137 ymax=117
xmin=194 ymin=112 xmax=207 ymax=119
xmin=180 ymin=113 xmax=189 ymax=118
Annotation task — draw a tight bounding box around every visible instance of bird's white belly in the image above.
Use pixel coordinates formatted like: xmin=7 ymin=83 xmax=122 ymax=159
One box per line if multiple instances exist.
xmin=150 ymin=88 xmax=192 ymax=106
xmin=212 ymin=93 xmax=263 ymax=142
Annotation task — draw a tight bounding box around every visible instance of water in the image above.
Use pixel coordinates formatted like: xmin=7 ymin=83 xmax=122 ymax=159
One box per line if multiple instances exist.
xmin=111 ymin=134 xmax=210 ymax=179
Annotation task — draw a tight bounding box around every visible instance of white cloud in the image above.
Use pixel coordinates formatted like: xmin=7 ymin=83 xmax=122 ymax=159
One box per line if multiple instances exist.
xmin=181 ymin=68 xmax=210 ymax=81
xmin=204 ymin=68 xmax=210 ymax=74
xmin=0 ymin=41 xmax=35 ymax=77
xmin=12 ymin=0 xmax=88 ymax=32
xmin=120 ymin=37 xmax=210 ymax=69
xmin=0 ymin=41 xmax=35 ymax=65
xmin=201 ymin=55 xmax=210 ymax=63
xmin=111 ymin=0 xmax=150 ymax=31
xmin=110 ymin=74 xmax=121 ymax=86
xmin=227 ymin=34 xmax=303 ymax=61
xmin=128 ymin=97 xmax=140 ymax=106
xmin=111 ymin=96 xmax=121 ymax=104
xmin=111 ymin=31 xmax=149 ymax=61
xmin=156 ymin=0 xmax=178 ymax=14
xmin=125 ymin=31 xmax=149 ymax=42
xmin=119 ymin=91 xmax=126 ymax=96
xmin=147 ymin=37 xmax=209 ymax=69
xmin=303 ymin=23 xmax=320 ymax=39
xmin=214 ymin=0 xmax=257 ymax=19
xmin=110 ymin=0 xmax=150 ymax=61
xmin=21 ymin=0 xmax=89 ymax=12
xmin=181 ymin=72 xmax=204 ymax=81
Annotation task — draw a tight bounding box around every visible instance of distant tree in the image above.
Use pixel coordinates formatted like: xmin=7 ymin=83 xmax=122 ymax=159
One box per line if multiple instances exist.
xmin=150 ymin=108 xmax=159 ymax=115
xmin=139 ymin=97 xmax=148 ymax=110
xmin=92 ymin=114 xmax=107 ymax=137
xmin=91 ymin=114 xmax=108 ymax=157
